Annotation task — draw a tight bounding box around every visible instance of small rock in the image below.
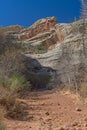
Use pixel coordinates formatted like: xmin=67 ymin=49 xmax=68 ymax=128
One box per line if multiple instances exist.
xmin=76 ymin=108 xmax=82 ymax=112
xmin=29 ymin=116 xmax=33 ymax=121
xmin=45 ymin=112 xmax=50 ymax=116
xmin=72 ymin=122 xmax=78 ymax=126
xmin=84 ymin=123 xmax=87 ymax=127
xmin=45 ymin=118 xmax=52 ymax=123
xmin=78 ymin=124 xmax=81 ymax=127
xmin=84 ymin=117 xmax=87 ymax=121
xmin=41 ymin=103 xmax=45 ymax=106
xmin=59 ymin=106 xmax=61 ymax=109
xmin=58 ymin=127 xmax=64 ymax=130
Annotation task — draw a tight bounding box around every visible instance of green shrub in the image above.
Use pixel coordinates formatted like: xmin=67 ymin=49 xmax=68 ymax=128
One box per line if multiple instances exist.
xmin=0 ymin=73 xmax=31 ymax=92
xmin=21 ymin=44 xmax=47 ymax=54
xmin=10 ymin=74 xmax=31 ymax=92
xmin=32 ymin=45 xmax=47 ymax=54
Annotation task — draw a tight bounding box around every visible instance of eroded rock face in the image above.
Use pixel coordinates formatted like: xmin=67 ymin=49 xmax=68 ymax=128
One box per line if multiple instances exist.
xmin=25 ymin=19 xmax=87 ymax=88
xmin=18 ymin=17 xmax=57 ymax=40
xmin=12 ymin=17 xmax=64 ymax=48
xmin=1 ymin=17 xmax=87 ymax=89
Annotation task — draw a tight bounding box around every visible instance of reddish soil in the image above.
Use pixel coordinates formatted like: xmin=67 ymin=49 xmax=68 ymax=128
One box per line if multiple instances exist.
xmin=4 ymin=90 xmax=87 ymax=130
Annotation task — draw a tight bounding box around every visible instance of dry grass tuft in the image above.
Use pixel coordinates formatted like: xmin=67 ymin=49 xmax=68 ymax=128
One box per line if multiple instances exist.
xmin=0 ymin=92 xmax=25 ymax=119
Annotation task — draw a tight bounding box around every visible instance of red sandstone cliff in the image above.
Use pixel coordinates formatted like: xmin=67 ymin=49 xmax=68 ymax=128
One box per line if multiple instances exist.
xmin=12 ymin=17 xmax=64 ymax=47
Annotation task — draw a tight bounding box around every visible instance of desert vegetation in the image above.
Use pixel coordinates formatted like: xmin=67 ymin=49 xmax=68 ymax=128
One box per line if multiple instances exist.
xmin=0 ymin=1 xmax=87 ymax=129
xmin=0 ymin=35 xmax=31 ymax=129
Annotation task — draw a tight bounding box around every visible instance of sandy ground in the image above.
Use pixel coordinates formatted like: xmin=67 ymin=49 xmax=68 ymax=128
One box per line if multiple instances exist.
xmin=4 ymin=90 xmax=87 ymax=130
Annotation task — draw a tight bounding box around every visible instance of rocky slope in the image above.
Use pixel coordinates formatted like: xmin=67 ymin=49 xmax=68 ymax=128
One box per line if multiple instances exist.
xmin=23 ymin=17 xmax=87 ymax=89
xmin=1 ymin=17 xmax=87 ymax=90
xmin=4 ymin=90 xmax=87 ymax=130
